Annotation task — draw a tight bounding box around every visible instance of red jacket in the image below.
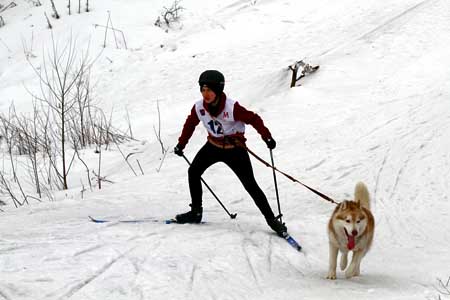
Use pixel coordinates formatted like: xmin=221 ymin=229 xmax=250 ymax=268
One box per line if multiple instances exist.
xmin=178 ymin=93 xmax=271 ymax=148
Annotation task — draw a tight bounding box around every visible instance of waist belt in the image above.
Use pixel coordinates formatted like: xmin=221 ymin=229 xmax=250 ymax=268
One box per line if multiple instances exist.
xmin=207 ymin=136 xmax=237 ymax=149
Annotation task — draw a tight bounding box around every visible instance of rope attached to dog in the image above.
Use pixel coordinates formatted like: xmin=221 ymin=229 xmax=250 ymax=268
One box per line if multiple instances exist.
xmin=243 ymin=143 xmax=340 ymax=205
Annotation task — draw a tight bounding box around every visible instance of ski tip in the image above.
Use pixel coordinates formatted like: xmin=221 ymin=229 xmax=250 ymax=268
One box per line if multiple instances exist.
xmin=284 ymin=234 xmax=302 ymax=252
xmin=88 ymin=216 xmax=107 ymax=223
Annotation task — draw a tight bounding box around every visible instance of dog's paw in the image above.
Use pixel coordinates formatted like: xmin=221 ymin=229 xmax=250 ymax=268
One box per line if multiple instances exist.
xmin=340 ymin=253 xmax=348 ymax=271
xmin=326 ymin=272 xmax=336 ymax=280
xmin=345 ymin=267 xmax=356 ymax=279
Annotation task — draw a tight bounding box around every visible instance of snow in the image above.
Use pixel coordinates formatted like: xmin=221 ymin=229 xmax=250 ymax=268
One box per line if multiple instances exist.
xmin=1 ymin=0 xmax=450 ymax=299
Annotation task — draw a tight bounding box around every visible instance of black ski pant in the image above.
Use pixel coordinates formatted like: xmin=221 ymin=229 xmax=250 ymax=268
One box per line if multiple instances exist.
xmin=188 ymin=142 xmax=275 ymax=221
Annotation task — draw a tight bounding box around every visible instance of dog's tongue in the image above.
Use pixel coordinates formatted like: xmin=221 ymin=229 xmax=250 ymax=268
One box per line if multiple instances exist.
xmin=347 ymin=236 xmax=355 ymax=250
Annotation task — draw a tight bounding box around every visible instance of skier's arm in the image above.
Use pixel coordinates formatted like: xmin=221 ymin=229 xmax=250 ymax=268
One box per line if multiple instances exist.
xmin=233 ymin=101 xmax=272 ymax=140
xmin=177 ymin=105 xmax=200 ymax=149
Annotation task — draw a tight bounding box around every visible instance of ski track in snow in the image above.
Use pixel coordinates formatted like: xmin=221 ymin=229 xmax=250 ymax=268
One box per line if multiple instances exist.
xmin=373 ymin=147 xmax=390 ymax=210
xmin=355 ymin=117 xmax=401 ymax=143
xmin=267 ymin=235 xmax=274 ymax=273
xmin=0 ymin=290 xmax=12 ymax=300
xmin=305 ymin=159 xmax=327 ymax=172
xmin=356 ymin=0 xmax=434 ymax=42
xmin=388 ymin=153 xmax=410 ymax=203
xmin=235 ymin=223 xmax=263 ymax=292
xmin=73 ymin=244 xmax=105 ymax=257
xmin=319 ymin=0 xmax=435 ymax=58
xmin=52 ymin=247 xmax=137 ymax=300
xmin=241 ymin=240 xmax=263 ymax=292
xmin=126 ymin=256 xmax=145 ymax=300
xmin=188 ymin=264 xmax=197 ymax=292
xmin=0 ymin=244 xmax=27 ymax=253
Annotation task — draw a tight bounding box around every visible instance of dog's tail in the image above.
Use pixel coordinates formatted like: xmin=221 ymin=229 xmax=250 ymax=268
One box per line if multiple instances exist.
xmin=354 ymin=182 xmax=370 ymax=210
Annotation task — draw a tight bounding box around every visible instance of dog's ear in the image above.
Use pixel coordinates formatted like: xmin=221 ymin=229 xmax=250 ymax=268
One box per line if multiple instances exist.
xmin=339 ymin=201 xmax=348 ymax=211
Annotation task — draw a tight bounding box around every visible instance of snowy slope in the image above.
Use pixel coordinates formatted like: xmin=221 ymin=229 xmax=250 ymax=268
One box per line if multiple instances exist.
xmin=1 ymin=0 xmax=450 ymax=299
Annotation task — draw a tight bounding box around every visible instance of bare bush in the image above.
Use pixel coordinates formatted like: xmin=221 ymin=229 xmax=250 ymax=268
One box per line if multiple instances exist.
xmin=44 ymin=12 xmax=53 ymax=29
xmin=22 ymin=32 xmax=37 ymax=59
xmin=0 ymin=37 xmax=12 ymax=52
xmin=0 ymin=34 xmax=136 ymax=208
xmin=26 ymin=34 xmax=93 ymax=189
xmin=0 ymin=171 xmax=23 ymax=208
xmin=24 ymin=34 xmax=131 ymax=191
xmin=0 ymin=106 xmax=42 ymax=207
xmin=26 ymin=0 xmax=42 ymax=6
xmin=154 ymin=0 xmax=184 ymax=29
xmin=0 ymin=16 xmax=5 ymax=28
xmin=0 ymin=2 xmax=17 ymax=14
xmin=435 ymin=276 xmax=450 ymax=299
xmin=125 ymin=106 xmax=133 ymax=139
xmin=15 ymin=101 xmax=43 ymax=197
xmin=67 ymin=0 xmax=88 ymax=15
xmin=154 ymin=100 xmax=168 ymax=172
xmin=0 ymin=104 xmax=50 ymax=202
xmin=49 ymin=0 xmax=60 ymax=19
xmin=94 ymin=11 xmax=127 ymax=49
xmin=153 ymin=100 xmax=167 ymax=155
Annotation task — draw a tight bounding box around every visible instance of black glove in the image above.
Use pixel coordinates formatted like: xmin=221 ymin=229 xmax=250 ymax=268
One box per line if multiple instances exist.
xmin=174 ymin=144 xmax=184 ymax=156
xmin=264 ymin=137 xmax=276 ymax=150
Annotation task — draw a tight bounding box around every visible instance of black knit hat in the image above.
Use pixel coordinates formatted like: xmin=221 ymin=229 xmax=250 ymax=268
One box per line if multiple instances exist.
xmin=198 ymin=70 xmax=225 ymax=96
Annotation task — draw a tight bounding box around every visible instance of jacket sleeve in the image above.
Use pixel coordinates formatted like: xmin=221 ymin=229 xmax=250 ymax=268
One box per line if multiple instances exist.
xmin=178 ymin=105 xmax=200 ymax=148
xmin=233 ymin=101 xmax=271 ymax=140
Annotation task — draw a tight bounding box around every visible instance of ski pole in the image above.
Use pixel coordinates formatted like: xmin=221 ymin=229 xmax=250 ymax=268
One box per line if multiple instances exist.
xmin=270 ymin=149 xmax=283 ymax=223
xmin=181 ymin=154 xmax=237 ymax=219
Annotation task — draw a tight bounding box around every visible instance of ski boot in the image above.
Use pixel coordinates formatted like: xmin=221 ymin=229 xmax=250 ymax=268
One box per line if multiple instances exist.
xmin=175 ymin=206 xmax=203 ymax=224
xmin=266 ymin=216 xmax=287 ymax=237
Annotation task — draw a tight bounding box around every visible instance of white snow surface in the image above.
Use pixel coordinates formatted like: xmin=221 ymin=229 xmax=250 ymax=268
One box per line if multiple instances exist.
xmin=1 ymin=0 xmax=450 ymax=299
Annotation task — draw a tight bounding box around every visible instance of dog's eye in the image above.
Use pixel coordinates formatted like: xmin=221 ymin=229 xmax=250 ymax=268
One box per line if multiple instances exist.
xmin=357 ymin=220 xmax=361 ymax=224
xmin=346 ymin=220 xmax=351 ymax=223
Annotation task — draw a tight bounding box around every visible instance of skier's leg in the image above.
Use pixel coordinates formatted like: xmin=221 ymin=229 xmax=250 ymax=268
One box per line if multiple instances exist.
xmin=187 ymin=143 xmax=220 ymax=209
xmin=224 ymin=147 xmax=287 ymax=235
xmin=224 ymin=148 xmax=274 ymax=218
xmin=176 ymin=143 xmax=220 ymax=223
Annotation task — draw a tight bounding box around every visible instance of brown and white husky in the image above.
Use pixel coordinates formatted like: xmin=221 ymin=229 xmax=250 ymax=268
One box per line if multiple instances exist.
xmin=326 ymin=182 xmax=375 ymax=279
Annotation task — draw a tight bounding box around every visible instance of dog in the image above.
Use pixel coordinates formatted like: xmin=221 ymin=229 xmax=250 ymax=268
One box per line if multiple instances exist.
xmin=326 ymin=182 xmax=375 ymax=279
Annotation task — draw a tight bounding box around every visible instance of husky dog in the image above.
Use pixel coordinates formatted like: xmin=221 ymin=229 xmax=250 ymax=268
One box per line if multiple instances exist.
xmin=326 ymin=182 xmax=375 ymax=279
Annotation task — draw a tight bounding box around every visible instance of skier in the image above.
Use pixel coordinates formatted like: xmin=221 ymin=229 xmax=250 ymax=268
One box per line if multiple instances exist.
xmin=173 ymin=70 xmax=288 ymax=237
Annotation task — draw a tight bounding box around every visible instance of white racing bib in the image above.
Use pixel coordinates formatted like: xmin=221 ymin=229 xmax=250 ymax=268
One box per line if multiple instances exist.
xmin=194 ymin=97 xmax=245 ymax=138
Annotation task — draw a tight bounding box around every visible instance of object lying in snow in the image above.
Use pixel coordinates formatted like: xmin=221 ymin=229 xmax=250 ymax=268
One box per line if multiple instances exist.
xmin=289 ymin=60 xmax=320 ymax=87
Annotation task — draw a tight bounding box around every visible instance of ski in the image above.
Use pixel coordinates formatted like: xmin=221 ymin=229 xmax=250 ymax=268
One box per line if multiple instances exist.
xmin=283 ymin=232 xmax=302 ymax=251
xmin=89 ymin=216 xmax=159 ymax=223
xmin=88 ymin=216 xmax=205 ymax=224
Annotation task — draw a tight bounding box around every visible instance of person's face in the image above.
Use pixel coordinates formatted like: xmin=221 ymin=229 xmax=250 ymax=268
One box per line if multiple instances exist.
xmin=201 ymin=86 xmax=217 ymax=104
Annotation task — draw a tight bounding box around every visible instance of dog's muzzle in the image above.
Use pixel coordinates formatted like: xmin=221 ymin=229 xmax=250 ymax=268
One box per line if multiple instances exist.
xmin=344 ymin=228 xmax=357 ymax=250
